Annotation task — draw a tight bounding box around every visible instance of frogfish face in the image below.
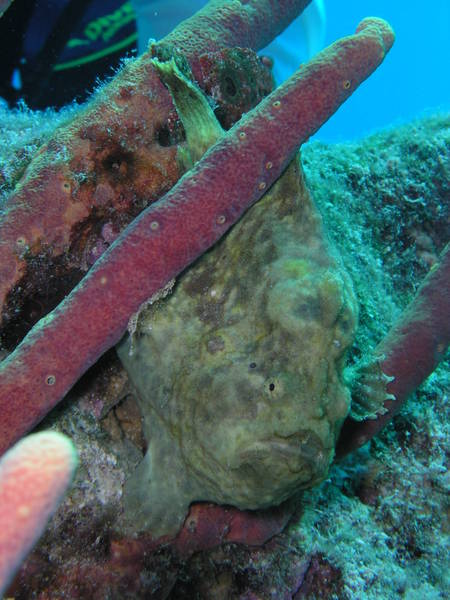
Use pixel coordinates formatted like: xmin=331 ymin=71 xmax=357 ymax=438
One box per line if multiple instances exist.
xmin=172 ymin=362 xmax=351 ymax=509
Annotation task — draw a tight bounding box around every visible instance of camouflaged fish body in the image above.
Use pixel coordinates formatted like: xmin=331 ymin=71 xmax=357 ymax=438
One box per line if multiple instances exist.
xmin=117 ymin=158 xmax=358 ymax=537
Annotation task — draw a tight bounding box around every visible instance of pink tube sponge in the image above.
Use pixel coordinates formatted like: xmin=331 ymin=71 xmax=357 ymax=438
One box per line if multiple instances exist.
xmin=0 ymin=431 xmax=77 ymax=595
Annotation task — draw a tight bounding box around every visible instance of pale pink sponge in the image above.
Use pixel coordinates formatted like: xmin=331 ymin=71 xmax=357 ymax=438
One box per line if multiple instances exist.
xmin=0 ymin=431 xmax=77 ymax=595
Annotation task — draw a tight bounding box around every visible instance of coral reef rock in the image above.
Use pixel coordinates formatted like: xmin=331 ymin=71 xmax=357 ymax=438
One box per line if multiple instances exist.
xmin=117 ymin=156 xmax=358 ymax=537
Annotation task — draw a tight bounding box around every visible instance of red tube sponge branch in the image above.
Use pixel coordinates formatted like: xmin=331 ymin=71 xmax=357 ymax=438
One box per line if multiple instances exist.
xmin=158 ymin=0 xmax=313 ymax=79
xmin=337 ymin=242 xmax=450 ymax=456
xmin=0 ymin=18 xmax=394 ymax=455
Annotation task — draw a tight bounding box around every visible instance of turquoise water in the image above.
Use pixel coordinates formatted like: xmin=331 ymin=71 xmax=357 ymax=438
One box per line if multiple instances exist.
xmin=317 ymin=0 xmax=450 ymax=142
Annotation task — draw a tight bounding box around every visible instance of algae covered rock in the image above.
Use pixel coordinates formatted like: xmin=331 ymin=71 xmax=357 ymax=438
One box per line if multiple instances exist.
xmin=117 ymin=157 xmax=358 ymax=537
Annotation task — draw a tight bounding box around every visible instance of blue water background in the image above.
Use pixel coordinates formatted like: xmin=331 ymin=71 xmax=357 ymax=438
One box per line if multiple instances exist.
xmin=315 ymin=0 xmax=450 ymax=142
